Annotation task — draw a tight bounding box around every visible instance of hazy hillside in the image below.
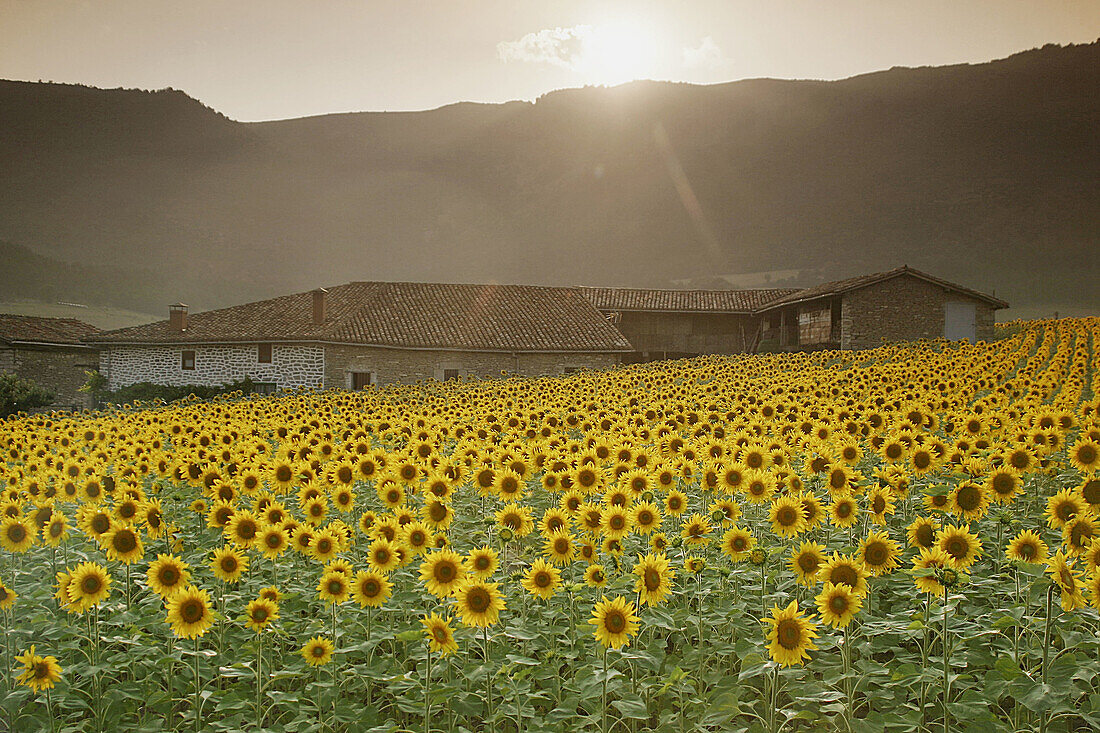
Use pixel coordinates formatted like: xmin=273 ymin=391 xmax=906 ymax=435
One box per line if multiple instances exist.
xmin=1 ymin=41 xmax=1097 ymax=316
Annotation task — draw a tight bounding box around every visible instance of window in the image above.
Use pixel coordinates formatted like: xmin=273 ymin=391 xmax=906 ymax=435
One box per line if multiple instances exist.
xmin=562 ymin=366 xmax=581 ymax=375
xmin=252 ymin=382 xmax=278 ymax=395
xmin=443 ymin=369 xmax=460 ymax=382
xmin=351 ymin=372 xmax=374 ymax=390
xmin=181 ymin=350 xmax=196 ymax=370
xmin=257 ymin=343 xmax=272 ymax=363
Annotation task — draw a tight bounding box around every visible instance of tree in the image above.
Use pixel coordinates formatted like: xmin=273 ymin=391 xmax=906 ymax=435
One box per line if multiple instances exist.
xmin=0 ymin=374 xmax=56 ymax=417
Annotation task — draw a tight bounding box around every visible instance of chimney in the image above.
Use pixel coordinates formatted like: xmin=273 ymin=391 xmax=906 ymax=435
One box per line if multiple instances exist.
xmin=312 ymin=288 xmax=327 ymax=325
xmin=168 ymin=303 xmax=188 ymax=331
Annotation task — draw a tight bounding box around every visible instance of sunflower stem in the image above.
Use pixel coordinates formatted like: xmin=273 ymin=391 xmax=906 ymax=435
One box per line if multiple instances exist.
xmin=484 ymin=625 xmax=494 ymax=733
xmin=424 ymin=642 xmax=432 ymax=733
xmin=942 ymin=591 xmax=950 ymax=733
xmin=601 ymin=647 xmax=608 ymax=733
xmin=1039 ymin=583 xmax=1054 ymax=733
xmin=193 ymin=635 xmax=201 ymax=733
xmin=256 ymin=633 xmax=263 ymax=727
xmin=332 ymin=602 xmax=338 ymax=732
xmin=46 ymin=686 xmax=56 ymax=733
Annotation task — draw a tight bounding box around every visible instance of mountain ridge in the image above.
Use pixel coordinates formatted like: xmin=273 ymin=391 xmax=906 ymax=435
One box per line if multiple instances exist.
xmin=1 ymin=40 xmax=1097 ymax=318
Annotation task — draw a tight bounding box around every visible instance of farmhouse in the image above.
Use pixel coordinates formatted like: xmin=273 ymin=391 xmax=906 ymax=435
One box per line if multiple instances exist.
xmin=1 ymin=314 xmax=100 ymax=410
xmin=84 ymin=266 xmax=1007 ymax=391
xmin=86 ymin=283 xmax=632 ymax=392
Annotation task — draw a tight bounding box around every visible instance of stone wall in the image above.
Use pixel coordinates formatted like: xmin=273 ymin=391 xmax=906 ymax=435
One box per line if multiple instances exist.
xmin=839 ymin=274 xmax=998 ymax=349
xmin=3 ymin=345 xmax=98 ymax=410
xmin=612 ymin=312 xmax=758 ymax=355
xmin=100 ymin=344 xmax=325 ymax=390
xmin=323 ymin=345 xmax=620 ymax=387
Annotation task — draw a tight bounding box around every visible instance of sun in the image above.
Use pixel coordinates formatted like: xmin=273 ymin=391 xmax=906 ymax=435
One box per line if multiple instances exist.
xmin=578 ymin=21 xmax=657 ymax=85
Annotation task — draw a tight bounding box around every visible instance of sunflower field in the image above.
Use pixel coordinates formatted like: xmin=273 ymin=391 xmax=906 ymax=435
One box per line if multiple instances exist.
xmin=2 ymin=317 xmax=1100 ymax=733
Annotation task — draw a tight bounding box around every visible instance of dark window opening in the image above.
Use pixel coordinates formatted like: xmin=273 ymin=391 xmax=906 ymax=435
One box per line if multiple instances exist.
xmin=562 ymin=366 xmax=580 ymax=374
xmin=252 ymin=382 xmax=278 ymax=395
xmin=258 ymin=344 xmax=272 ymax=363
xmin=351 ymin=372 xmax=374 ymax=390
xmin=181 ymin=350 xmax=196 ymax=370
xmin=443 ymin=369 xmax=460 ymax=381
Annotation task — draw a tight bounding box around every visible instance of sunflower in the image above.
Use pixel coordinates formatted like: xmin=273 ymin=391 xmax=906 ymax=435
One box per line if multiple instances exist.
xmin=352 ymin=569 xmax=393 ymax=608
xmin=454 ymin=580 xmax=506 ymax=628
xmin=14 ymin=646 xmax=63 ymax=692
xmin=742 ymin=470 xmax=775 ymax=504
xmin=211 ymin=546 xmax=248 ymax=584
xmin=663 ymin=489 xmax=689 ymax=516
xmin=420 ymin=549 xmax=467 ymax=598
xmin=764 ymin=600 xmax=818 ymax=667
xmin=316 ymin=569 xmax=350 ymax=604
xmin=769 ymin=496 xmax=807 ymax=538
xmin=367 ymin=538 xmax=401 ymax=573
xmin=542 ymin=531 xmax=576 ymax=566
xmin=858 ymin=530 xmax=902 ymax=576
xmin=797 ymin=493 xmax=825 ymax=530
xmin=789 ymin=541 xmax=827 ymax=586
xmin=41 ymin=511 xmax=69 ymax=547
xmin=67 ymin=561 xmax=111 ymax=612
xmin=522 ymin=558 xmax=562 ymax=600
xmin=225 ymin=510 xmax=261 ymax=549
xmin=633 ymin=552 xmax=675 ymax=606
xmin=422 ymin=499 xmax=455 ymax=531
xmin=1062 ymin=514 xmax=1097 ymax=555
xmin=1046 ymin=551 xmax=1087 ymax=612
xmin=258 ymin=525 xmax=289 ymax=559
xmin=102 ymin=525 xmax=144 ymax=564
xmin=815 ymin=582 xmax=863 ymax=628
xmin=590 ymin=595 xmax=640 ymax=649
xmin=936 ymin=524 xmax=983 ymax=570
xmin=1046 ymin=489 xmax=1086 ymax=529
xmin=601 ymin=505 xmax=632 ymax=540
xmin=495 ymin=503 xmax=534 ymax=538
xmin=948 ymin=481 xmax=990 ymax=521
xmin=244 ymin=597 xmax=279 ymax=633
xmin=1005 ymin=530 xmax=1048 ymax=564
xmin=906 ymin=516 xmax=937 ymax=550
xmin=680 ymin=514 xmax=711 ymax=546
xmin=147 ymin=554 xmax=191 ymax=598
xmin=820 ymin=553 xmax=869 ymax=597
xmin=866 ymin=488 xmax=896 ymax=525
xmin=720 ymin=526 xmax=755 ymax=562
xmin=465 ymin=546 xmax=499 ymax=579
xmin=1069 ymin=439 xmax=1100 ymax=473
xmin=584 ymin=564 xmax=608 ymax=588
xmin=911 ymin=547 xmax=953 ymax=595
xmin=421 ymin=613 xmax=458 ymax=656
xmin=986 ymin=467 xmax=1022 ymax=504
xmin=310 ymin=530 xmax=340 ymax=563
xmin=301 ymin=636 xmax=335 ymax=666
xmin=829 ymin=495 xmax=860 ymax=529
xmin=0 ymin=516 xmax=34 ymax=553
xmin=0 ymin=579 xmax=16 ymax=610
xmin=166 ymin=585 xmax=215 ymax=638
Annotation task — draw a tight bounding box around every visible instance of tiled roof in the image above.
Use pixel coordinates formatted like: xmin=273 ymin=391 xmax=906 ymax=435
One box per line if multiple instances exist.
xmin=0 ymin=314 xmax=99 ymax=345
xmin=579 ymin=287 xmax=800 ymax=313
xmin=86 ymin=282 xmax=633 ymax=352
xmin=756 ymin=266 xmax=1010 ymax=311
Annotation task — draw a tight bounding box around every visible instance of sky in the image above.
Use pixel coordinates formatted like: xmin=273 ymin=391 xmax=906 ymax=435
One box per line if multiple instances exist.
xmin=1 ymin=0 xmax=1098 ymax=121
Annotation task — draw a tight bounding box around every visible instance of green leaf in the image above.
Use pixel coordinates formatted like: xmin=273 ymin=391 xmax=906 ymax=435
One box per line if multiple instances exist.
xmin=612 ymin=695 xmax=650 ymax=720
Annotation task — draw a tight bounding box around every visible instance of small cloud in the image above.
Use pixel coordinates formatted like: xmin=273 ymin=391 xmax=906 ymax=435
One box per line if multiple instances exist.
xmin=498 ymin=25 xmax=592 ymax=70
xmin=682 ymin=36 xmax=729 ymax=70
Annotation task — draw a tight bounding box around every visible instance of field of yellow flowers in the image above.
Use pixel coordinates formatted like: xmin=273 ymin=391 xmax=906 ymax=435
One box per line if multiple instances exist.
xmin=2 ymin=317 xmax=1100 ymax=733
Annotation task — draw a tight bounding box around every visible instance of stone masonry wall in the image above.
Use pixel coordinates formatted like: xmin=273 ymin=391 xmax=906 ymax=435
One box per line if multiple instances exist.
xmin=840 ymin=274 xmax=997 ymax=349
xmin=323 ymin=345 xmax=620 ymax=387
xmin=100 ymin=345 xmax=324 ymax=391
xmin=7 ymin=346 xmax=98 ymax=410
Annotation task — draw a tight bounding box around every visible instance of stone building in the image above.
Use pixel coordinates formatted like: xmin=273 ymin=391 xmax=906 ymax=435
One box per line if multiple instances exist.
xmin=0 ymin=314 xmax=100 ymax=410
xmin=84 ymin=267 xmax=1008 ymax=391
xmin=756 ymin=266 xmax=1007 ymax=350
xmin=85 ymin=283 xmax=632 ymax=391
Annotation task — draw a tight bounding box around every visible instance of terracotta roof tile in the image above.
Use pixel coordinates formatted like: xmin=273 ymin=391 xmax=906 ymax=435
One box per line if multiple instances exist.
xmin=86 ymin=282 xmax=633 ymax=352
xmin=756 ymin=266 xmax=1009 ymax=311
xmin=0 ymin=314 xmax=99 ymax=345
xmin=579 ymin=287 xmax=800 ymax=312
